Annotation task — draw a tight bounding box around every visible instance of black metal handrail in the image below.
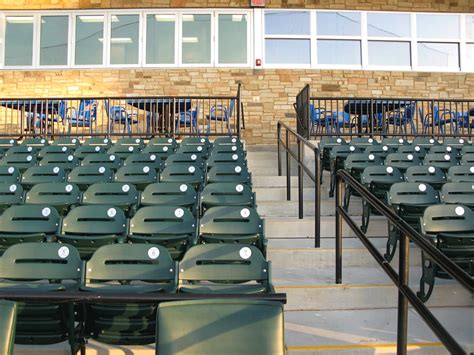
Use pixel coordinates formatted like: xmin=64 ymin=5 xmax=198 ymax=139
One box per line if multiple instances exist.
xmin=335 ymin=169 xmax=474 ymax=355
xmin=277 ymin=120 xmax=321 ymax=248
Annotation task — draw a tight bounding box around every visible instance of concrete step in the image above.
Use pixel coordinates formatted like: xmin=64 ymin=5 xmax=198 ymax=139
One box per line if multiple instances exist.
xmin=285 ymin=307 xmax=473 ymax=354
xmin=267 ymin=237 xmax=387 ymax=249
xmin=275 ymin=267 xmax=471 ymax=311
xmin=256 ymin=187 xmax=317 ymax=201
xmin=253 ymin=175 xmax=315 ymax=188
xmin=258 ymin=200 xmax=364 ymax=217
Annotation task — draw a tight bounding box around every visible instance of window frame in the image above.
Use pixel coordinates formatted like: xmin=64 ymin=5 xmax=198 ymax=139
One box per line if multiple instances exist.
xmin=72 ymin=10 xmax=107 ymax=68
xmin=216 ymin=10 xmax=252 ymax=67
xmin=38 ymin=13 xmax=71 ymax=69
xmin=2 ymin=12 xmax=37 ymax=69
xmin=107 ymin=10 xmax=142 ymax=68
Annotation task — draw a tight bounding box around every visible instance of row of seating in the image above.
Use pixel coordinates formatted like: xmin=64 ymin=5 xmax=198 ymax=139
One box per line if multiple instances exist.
xmin=0 ymin=242 xmax=277 ymax=351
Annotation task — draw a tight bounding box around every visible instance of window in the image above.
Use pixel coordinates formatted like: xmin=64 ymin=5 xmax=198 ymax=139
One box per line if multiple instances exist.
xmin=4 ymin=16 xmax=34 ymax=66
xmin=418 ymin=42 xmax=459 ymax=68
xmin=75 ymin=15 xmax=104 ymax=65
xmin=367 ymin=13 xmax=410 ymax=38
xmin=182 ymin=14 xmax=211 ymax=64
xmin=264 ymin=11 xmax=310 ymax=65
xmin=417 ymin=14 xmax=459 ymax=39
xmin=146 ymin=14 xmax=176 ymax=65
xmin=218 ymin=14 xmax=248 ymax=64
xmin=368 ymin=41 xmax=410 ymax=66
xmin=40 ymin=16 xmax=68 ymax=66
xmin=110 ymin=14 xmax=139 ymax=65
xmin=318 ymin=40 xmax=360 ymax=65
xmin=467 ymin=44 xmax=474 ymax=68
xmin=467 ymin=15 xmax=474 ymax=40
xmin=317 ymin=12 xmax=361 ymax=36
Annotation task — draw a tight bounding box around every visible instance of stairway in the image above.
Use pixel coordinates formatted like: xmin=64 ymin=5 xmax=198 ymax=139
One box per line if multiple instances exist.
xmin=248 ymin=144 xmax=473 ymax=355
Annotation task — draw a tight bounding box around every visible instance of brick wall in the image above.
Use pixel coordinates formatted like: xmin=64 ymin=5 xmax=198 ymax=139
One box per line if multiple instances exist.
xmin=0 ymin=0 xmax=472 ymax=11
xmin=0 ymin=69 xmax=472 ymax=144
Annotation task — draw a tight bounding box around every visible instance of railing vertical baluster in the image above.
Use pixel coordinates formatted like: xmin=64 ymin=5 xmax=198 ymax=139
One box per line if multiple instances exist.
xmin=297 ymin=138 xmax=303 ymax=219
xmin=277 ymin=122 xmax=282 ymax=176
xmin=397 ymin=232 xmax=410 ymax=355
xmin=335 ymin=173 xmax=343 ymax=284
xmin=286 ymin=129 xmax=291 ymax=201
xmin=314 ymin=146 xmax=321 ymax=248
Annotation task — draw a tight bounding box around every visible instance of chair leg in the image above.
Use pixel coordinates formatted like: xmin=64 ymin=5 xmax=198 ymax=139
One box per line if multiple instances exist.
xmin=343 ymin=185 xmax=351 ymax=211
xmin=417 ymin=251 xmax=436 ymax=302
xmin=384 ymin=222 xmax=399 ymax=262
xmin=329 ymin=163 xmax=336 ymax=198
xmin=361 ymin=200 xmax=370 ymax=233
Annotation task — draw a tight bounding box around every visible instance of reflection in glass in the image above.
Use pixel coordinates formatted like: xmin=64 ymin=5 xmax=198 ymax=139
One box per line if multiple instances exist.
xmin=317 ymin=40 xmax=361 ymax=65
xmin=368 ymin=41 xmax=410 ymax=66
xmin=182 ymin=14 xmax=211 ymax=64
xmin=146 ymin=14 xmax=175 ymax=64
xmin=367 ymin=13 xmax=410 ymax=38
xmin=265 ymin=39 xmax=310 ymax=64
xmin=265 ymin=11 xmax=310 ymax=35
xmin=4 ymin=16 xmax=34 ymax=66
xmin=40 ymin=16 xmax=68 ymax=66
xmin=467 ymin=44 xmax=474 ymax=67
xmin=110 ymin=15 xmax=139 ymax=65
xmin=418 ymin=42 xmax=459 ymax=68
xmin=317 ymin=12 xmax=361 ymax=36
xmin=417 ymin=14 xmax=459 ymax=39
xmin=467 ymin=15 xmax=474 ymax=41
xmin=219 ymin=14 xmax=247 ymax=64
xmin=75 ymin=15 xmax=104 ymax=65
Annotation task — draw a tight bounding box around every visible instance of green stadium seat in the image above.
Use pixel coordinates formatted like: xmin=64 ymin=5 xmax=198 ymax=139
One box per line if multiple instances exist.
xmin=199 ymin=206 xmax=265 ymax=254
xmin=114 ymin=164 xmax=158 ymax=190
xmin=141 ymin=144 xmax=174 ymax=161
xmin=107 ymin=144 xmax=141 ymax=159
xmin=165 ymin=152 xmax=204 ymax=168
xmin=319 ymin=137 xmax=347 ymax=182
xmin=0 ymin=300 xmax=16 ymax=355
xmin=81 ymin=153 xmax=122 ymax=171
xmin=39 ymin=153 xmax=79 ymax=171
xmin=397 ymin=145 xmax=427 ymax=159
xmin=5 ymin=145 xmax=37 ymax=157
xmin=461 ymin=145 xmax=474 ymax=155
xmin=0 ymin=183 xmax=23 ymax=213
xmin=447 ymin=165 xmax=474 ymax=183
xmin=0 ymin=138 xmax=17 ymax=149
xmin=176 ymin=144 xmax=209 ymax=158
xmin=360 ymin=166 xmax=404 ymax=232
xmin=178 ymin=244 xmax=273 ymax=294
xmin=206 ymin=165 xmax=251 ymax=185
xmin=180 ymin=137 xmax=211 ymax=150
xmin=349 ymin=137 xmax=379 ymax=149
xmin=0 ymin=166 xmax=20 ymax=184
xmin=114 ymin=137 xmax=146 ymax=150
xmin=418 ymin=204 xmax=474 ymax=302
xmin=129 ymin=206 xmax=196 ymax=259
xmin=210 ymin=142 xmax=245 ymax=155
xmin=440 ymin=182 xmax=474 ymax=209
xmin=329 ymin=145 xmax=361 ymax=197
xmin=58 ymin=205 xmax=127 ymax=258
xmin=74 ymin=145 xmax=106 ymax=160
xmin=0 ymin=243 xmax=82 ymax=352
xmin=429 ymin=145 xmax=461 ymax=159
xmin=385 ymin=153 xmax=422 ymax=173
xmin=147 ymin=137 xmax=178 ymax=150
xmin=205 ymin=152 xmax=246 ymax=171
xmin=412 ymin=137 xmax=440 ymax=147
xmin=83 ymin=137 xmax=112 ymax=148
xmin=20 ymin=137 xmax=48 ymax=148
xmin=37 ymin=145 xmax=72 ymax=159
xmin=386 ymin=182 xmax=439 ymax=261
xmin=67 ymin=165 xmax=114 ymax=190
xmin=123 ymin=153 xmax=163 ymax=171
xmin=213 ymin=136 xmax=242 ymax=146
xmin=0 ymin=205 xmax=59 ymax=253
xmin=140 ymin=182 xmax=197 ymax=215
xmin=21 ymin=165 xmax=67 ymax=188
xmin=200 ymin=182 xmax=255 ymax=215
xmin=423 ymin=152 xmax=459 ymax=172
xmin=381 ymin=137 xmax=409 ymax=147
xmin=156 ymin=299 xmax=284 ymax=355
xmin=0 ymin=155 xmax=36 ymax=173
xmin=51 ymin=137 xmax=81 ymax=149
xmin=460 ymin=153 xmax=474 ymax=165
xmin=443 ymin=137 xmax=471 ymax=148
xmin=160 ymin=165 xmax=204 ymax=190
xmin=81 ymin=244 xmax=177 ymax=345
xmin=364 ymin=145 xmax=395 ymax=160
xmin=82 ymin=182 xmax=139 ymax=216
xmin=404 ymin=165 xmax=446 ymax=190
xmin=25 ymin=183 xmax=81 ymax=215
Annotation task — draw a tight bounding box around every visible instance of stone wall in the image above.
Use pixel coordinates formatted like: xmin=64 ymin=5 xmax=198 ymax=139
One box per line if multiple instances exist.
xmin=1 ymin=69 xmax=472 ymax=143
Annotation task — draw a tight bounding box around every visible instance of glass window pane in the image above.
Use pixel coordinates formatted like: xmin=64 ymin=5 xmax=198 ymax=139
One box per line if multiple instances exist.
xmin=467 ymin=15 xmax=474 ymax=41
xmin=317 ymin=12 xmax=361 ymax=36
xmin=218 ymin=14 xmax=247 ymax=64
xmin=75 ymin=15 xmax=104 ymax=65
xmin=182 ymin=14 xmax=211 ymax=64
xmin=368 ymin=41 xmax=410 ymax=66
xmin=4 ymin=16 xmax=34 ymax=66
xmin=110 ymin=15 xmax=139 ymax=65
xmin=317 ymin=40 xmax=361 ymax=65
xmin=146 ymin=14 xmax=175 ymax=64
xmin=265 ymin=11 xmax=310 ymax=35
xmin=417 ymin=14 xmax=459 ymax=39
xmin=367 ymin=13 xmax=410 ymax=38
xmin=417 ymin=42 xmax=459 ymax=68
xmin=40 ymin=16 xmax=68 ymax=66
xmin=466 ymin=44 xmax=474 ymax=67
xmin=265 ymin=39 xmax=310 ymax=64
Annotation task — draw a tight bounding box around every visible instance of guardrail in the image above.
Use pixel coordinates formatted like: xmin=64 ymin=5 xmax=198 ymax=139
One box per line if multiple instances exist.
xmin=0 ymin=84 xmax=243 ymax=139
xmin=276 ymin=121 xmax=321 ymax=248
xmin=335 ymin=169 xmax=474 ymax=355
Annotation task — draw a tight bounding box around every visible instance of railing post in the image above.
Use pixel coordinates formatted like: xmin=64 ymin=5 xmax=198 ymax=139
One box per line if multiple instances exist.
xmin=277 ymin=122 xmax=282 ymax=176
xmin=335 ymin=173 xmax=343 ymax=284
xmin=297 ymin=138 xmax=303 ymax=219
xmin=397 ymin=232 xmax=410 ymax=355
xmin=237 ymin=84 xmax=242 ymax=138
xmin=286 ymin=129 xmax=291 ymax=201
xmin=314 ymin=147 xmax=321 ymax=248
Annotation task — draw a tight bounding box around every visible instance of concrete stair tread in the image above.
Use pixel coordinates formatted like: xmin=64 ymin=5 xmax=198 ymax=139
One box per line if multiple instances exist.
xmin=267 ymin=237 xmax=386 ymax=249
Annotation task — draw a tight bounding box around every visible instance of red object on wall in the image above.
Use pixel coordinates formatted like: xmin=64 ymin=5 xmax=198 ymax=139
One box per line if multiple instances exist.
xmin=251 ymin=0 xmax=265 ymax=7
xmin=256 ymin=59 xmax=262 ymax=66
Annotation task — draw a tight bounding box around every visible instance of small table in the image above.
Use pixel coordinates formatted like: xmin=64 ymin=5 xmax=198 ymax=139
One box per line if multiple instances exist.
xmin=344 ymin=100 xmax=407 ymax=134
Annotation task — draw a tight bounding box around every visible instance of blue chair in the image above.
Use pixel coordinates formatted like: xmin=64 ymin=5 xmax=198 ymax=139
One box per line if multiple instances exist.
xmin=104 ymin=100 xmax=139 ymax=136
xmin=419 ymin=104 xmax=456 ymax=134
xmin=206 ymin=100 xmax=233 ymax=134
xmin=62 ymin=99 xmax=97 ymax=136
xmin=25 ymin=100 xmax=64 ymax=134
xmin=176 ymin=104 xmax=200 ymax=134
xmin=388 ymin=102 xmax=417 ymax=134
xmin=453 ymin=111 xmax=473 ymax=135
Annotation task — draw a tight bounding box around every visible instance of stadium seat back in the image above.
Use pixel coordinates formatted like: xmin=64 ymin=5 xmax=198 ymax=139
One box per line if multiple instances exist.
xmin=51 ymin=137 xmax=81 ymax=149
xmin=206 ymin=152 xmax=246 ymax=170
xmin=200 ymin=182 xmax=255 ymax=213
xmin=207 ymin=165 xmax=251 ymax=185
xmin=447 ymin=165 xmax=474 ymax=183
xmin=114 ymin=137 xmax=145 ymax=150
xmin=124 ymin=153 xmax=163 ymax=171
xmin=114 ymin=164 xmax=158 ymax=190
xmin=82 ymin=182 xmax=138 ymax=214
xmin=165 ymin=153 xmax=204 ymax=167
xmin=0 ymin=183 xmax=23 ymax=212
xmin=424 ymin=153 xmax=459 ymax=171
xmin=0 ymin=166 xmax=20 ymax=184
xmin=440 ymin=182 xmax=474 ymax=208
xmin=38 ymin=145 xmax=73 ymax=159
xmin=81 ymin=153 xmax=122 ymax=171
xmin=160 ymin=165 xmax=204 ymax=189
xmin=4 ymin=145 xmax=37 ymax=157
xmin=21 ymin=165 xmax=67 ymax=187
xmin=404 ymin=165 xmax=446 ymax=189
xmin=74 ymin=145 xmax=106 ymax=160
xmin=20 ymin=138 xmax=48 ymax=148
xmin=412 ymin=137 xmax=440 ymax=147
xmin=460 ymin=153 xmax=474 ymax=166
xmin=381 ymin=137 xmax=409 ymax=147
xmin=147 ymin=137 xmax=178 ymax=150
xmin=396 ymin=145 xmax=426 ymax=158
xmin=0 ymin=154 xmax=37 ymax=172
xmin=39 ymin=153 xmax=79 ymax=171
xmin=26 ymin=183 xmax=81 ymax=214
xmin=83 ymin=137 xmax=112 ymax=148
xmin=140 ymin=182 xmax=197 ymax=212
xmin=385 ymin=153 xmax=422 ymax=172
xmin=67 ymin=165 xmax=114 ymax=190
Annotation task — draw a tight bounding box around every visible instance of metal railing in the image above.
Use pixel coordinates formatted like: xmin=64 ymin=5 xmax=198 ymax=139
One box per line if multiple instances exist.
xmin=335 ymin=170 xmax=474 ymax=355
xmin=0 ymin=84 xmax=243 ymax=139
xmin=277 ymin=121 xmax=321 ymax=248
xmin=295 ymin=85 xmax=474 ymax=140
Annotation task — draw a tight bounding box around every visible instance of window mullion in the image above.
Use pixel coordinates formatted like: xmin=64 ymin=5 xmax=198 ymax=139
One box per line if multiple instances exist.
xmin=361 ymin=11 xmax=368 ymax=69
